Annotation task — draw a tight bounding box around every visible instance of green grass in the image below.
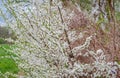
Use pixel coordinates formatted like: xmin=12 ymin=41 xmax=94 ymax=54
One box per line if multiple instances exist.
xmin=0 ymin=44 xmax=19 ymax=78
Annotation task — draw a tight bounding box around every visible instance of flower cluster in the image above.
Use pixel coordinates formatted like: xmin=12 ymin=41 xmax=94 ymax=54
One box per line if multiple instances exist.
xmin=5 ymin=0 xmax=120 ymax=78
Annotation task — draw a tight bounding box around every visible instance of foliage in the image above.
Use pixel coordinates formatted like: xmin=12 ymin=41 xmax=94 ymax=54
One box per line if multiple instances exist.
xmin=0 ymin=44 xmax=19 ymax=78
xmin=0 ymin=26 xmax=16 ymax=40
xmin=0 ymin=27 xmax=9 ymax=38
xmin=0 ymin=38 xmax=6 ymax=44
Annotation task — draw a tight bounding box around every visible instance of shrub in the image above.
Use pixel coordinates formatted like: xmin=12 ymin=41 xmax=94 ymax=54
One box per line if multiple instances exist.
xmin=0 ymin=38 xmax=6 ymax=44
xmin=1 ymin=0 xmax=120 ymax=78
xmin=0 ymin=26 xmax=16 ymax=40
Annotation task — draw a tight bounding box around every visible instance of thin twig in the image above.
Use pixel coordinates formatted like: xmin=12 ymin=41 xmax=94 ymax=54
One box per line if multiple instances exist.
xmin=57 ymin=6 xmax=74 ymax=59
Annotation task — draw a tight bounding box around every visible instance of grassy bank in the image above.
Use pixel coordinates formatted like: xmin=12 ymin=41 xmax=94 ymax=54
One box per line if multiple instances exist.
xmin=0 ymin=44 xmax=19 ymax=77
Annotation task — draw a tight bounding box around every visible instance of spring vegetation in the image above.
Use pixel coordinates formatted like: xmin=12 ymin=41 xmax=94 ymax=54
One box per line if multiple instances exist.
xmin=0 ymin=0 xmax=120 ymax=78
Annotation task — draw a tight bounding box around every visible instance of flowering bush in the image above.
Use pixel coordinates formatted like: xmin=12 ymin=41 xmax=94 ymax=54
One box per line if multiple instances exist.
xmin=2 ymin=0 xmax=120 ymax=78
